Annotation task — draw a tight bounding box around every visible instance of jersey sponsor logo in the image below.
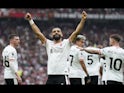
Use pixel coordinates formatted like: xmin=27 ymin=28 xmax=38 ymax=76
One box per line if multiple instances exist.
xmin=51 ymin=47 xmax=63 ymax=53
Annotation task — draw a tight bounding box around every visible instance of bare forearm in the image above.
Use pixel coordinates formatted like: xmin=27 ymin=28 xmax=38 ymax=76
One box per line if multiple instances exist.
xmin=15 ymin=72 xmax=22 ymax=84
xmin=80 ymin=61 xmax=89 ymax=76
xmin=29 ymin=21 xmax=46 ymax=44
xmin=30 ymin=23 xmax=41 ymax=35
xmin=15 ymin=72 xmax=20 ymax=78
xmin=25 ymin=13 xmax=46 ymax=44
xmin=69 ymin=19 xmax=86 ymax=42
xmin=84 ymin=48 xmax=99 ymax=54
xmin=99 ymin=67 xmax=103 ymax=78
xmin=75 ymin=19 xmax=86 ymax=33
xmin=69 ymin=11 xmax=87 ymax=42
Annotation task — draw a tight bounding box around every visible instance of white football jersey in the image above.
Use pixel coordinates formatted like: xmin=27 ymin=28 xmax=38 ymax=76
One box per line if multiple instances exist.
xmin=83 ymin=47 xmax=100 ymax=76
xmin=68 ymin=45 xmax=86 ymax=78
xmin=2 ymin=45 xmax=18 ymax=79
xmin=45 ymin=39 xmax=71 ymax=75
xmin=100 ymin=46 xmax=124 ymax=83
xmin=100 ymin=57 xmax=107 ymax=82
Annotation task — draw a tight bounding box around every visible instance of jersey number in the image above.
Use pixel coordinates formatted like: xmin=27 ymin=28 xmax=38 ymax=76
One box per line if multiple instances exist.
xmin=70 ymin=55 xmax=74 ymax=66
xmin=102 ymin=57 xmax=106 ymax=72
xmin=110 ymin=57 xmax=122 ymax=71
xmin=4 ymin=56 xmax=9 ymax=67
xmin=87 ymin=55 xmax=93 ymax=65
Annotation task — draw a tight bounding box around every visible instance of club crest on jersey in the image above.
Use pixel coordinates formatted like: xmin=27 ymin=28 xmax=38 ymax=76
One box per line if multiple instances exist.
xmin=12 ymin=53 xmax=14 ymax=56
xmin=81 ymin=52 xmax=83 ymax=55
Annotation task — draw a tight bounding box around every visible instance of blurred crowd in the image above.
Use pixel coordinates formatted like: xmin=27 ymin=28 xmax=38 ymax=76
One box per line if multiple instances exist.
xmin=0 ymin=8 xmax=124 ymax=19
xmin=0 ymin=8 xmax=124 ymax=85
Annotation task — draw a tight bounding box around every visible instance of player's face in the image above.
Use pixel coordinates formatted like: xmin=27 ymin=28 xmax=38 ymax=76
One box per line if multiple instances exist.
xmin=109 ymin=38 xmax=114 ymax=46
xmin=51 ymin=28 xmax=63 ymax=41
xmin=13 ymin=36 xmax=20 ymax=47
xmin=77 ymin=39 xmax=85 ymax=47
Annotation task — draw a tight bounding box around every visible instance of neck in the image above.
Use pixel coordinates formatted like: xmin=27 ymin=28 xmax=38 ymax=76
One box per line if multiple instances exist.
xmin=112 ymin=43 xmax=120 ymax=47
xmin=10 ymin=43 xmax=16 ymax=48
xmin=54 ymin=39 xmax=62 ymax=44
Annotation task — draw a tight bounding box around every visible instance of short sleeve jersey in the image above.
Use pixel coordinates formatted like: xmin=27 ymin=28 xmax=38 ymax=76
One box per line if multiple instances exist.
xmin=100 ymin=46 xmax=124 ymax=82
xmin=2 ymin=45 xmax=18 ymax=78
xmin=83 ymin=47 xmax=101 ymax=76
xmin=45 ymin=39 xmax=71 ymax=75
xmin=68 ymin=45 xmax=86 ymax=78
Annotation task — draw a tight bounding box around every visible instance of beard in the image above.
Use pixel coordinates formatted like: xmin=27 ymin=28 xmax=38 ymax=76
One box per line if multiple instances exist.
xmin=53 ymin=34 xmax=61 ymax=41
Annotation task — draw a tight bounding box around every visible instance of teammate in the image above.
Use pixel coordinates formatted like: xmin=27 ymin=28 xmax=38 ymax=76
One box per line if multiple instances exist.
xmin=2 ymin=34 xmax=22 ymax=85
xmin=82 ymin=34 xmax=124 ymax=85
xmin=83 ymin=46 xmax=101 ymax=85
xmin=25 ymin=11 xmax=87 ymax=85
xmin=68 ymin=35 xmax=90 ymax=85
xmin=99 ymin=56 xmax=107 ymax=85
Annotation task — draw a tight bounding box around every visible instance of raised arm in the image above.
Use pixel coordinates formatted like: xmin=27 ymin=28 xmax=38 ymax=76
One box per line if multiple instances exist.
xmin=69 ymin=11 xmax=87 ymax=42
xmin=25 ymin=13 xmax=47 ymax=44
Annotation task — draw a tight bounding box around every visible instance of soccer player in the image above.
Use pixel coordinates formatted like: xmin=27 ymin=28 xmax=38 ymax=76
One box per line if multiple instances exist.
xmin=82 ymin=34 xmax=124 ymax=85
xmin=25 ymin=11 xmax=87 ymax=85
xmin=99 ymin=56 xmax=107 ymax=85
xmin=68 ymin=35 xmax=90 ymax=85
xmin=2 ymin=34 xmax=22 ymax=85
xmin=83 ymin=46 xmax=101 ymax=85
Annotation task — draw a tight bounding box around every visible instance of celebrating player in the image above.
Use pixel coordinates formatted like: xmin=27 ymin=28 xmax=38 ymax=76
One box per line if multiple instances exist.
xmin=25 ymin=11 xmax=87 ymax=85
xmin=82 ymin=34 xmax=124 ymax=85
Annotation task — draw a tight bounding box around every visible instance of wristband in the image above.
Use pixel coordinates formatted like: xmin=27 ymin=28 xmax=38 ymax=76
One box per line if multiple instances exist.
xmin=29 ymin=19 xmax=34 ymax=25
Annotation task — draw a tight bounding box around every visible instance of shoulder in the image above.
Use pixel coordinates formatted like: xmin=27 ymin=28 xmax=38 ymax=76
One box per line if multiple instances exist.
xmin=70 ymin=45 xmax=81 ymax=53
xmin=2 ymin=46 xmax=16 ymax=56
xmin=119 ymin=47 xmax=124 ymax=52
xmin=100 ymin=46 xmax=116 ymax=55
xmin=62 ymin=39 xmax=69 ymax=42
xmin=46 ymin=39 xmax=52 ymax=43
xmin=63 ymin=39 xmax=72 ymax=46
xmin=71 ymin=45 xmax=77 ymax=51
xmin=45 ymin=39 xmax=53 ymax=46
xmin=72 ymin=45 xmax=81 ymax=50
xmin=118 ymin=47 xmax=124 ymax=55
xmin=102 ymin=46 xmax=111 ymax=51
xmin=3 ymin=45 xmax=14 ymax=51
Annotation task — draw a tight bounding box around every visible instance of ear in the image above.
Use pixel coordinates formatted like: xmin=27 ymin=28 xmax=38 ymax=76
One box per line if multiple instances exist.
xmin=61 ymin=32 xmax=63 ymax=37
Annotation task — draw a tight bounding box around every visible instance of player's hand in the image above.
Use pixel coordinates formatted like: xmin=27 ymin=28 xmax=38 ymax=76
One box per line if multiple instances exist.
xmin=85 ymin=75 xmax=91 ymax=84
xmin=25 ymin=12 xmax=32 ymax=21
xmin=82 ymin=11 xmax=87 ymax=20
xmin=17 ymin=76 xmax=22 ymax=85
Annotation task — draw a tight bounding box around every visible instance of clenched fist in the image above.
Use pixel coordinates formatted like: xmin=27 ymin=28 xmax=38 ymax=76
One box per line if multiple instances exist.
xmin=81 ymin=11 xmax=87 ymax=20
xmin=25 ymin=13 xmax=32 ymax=21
